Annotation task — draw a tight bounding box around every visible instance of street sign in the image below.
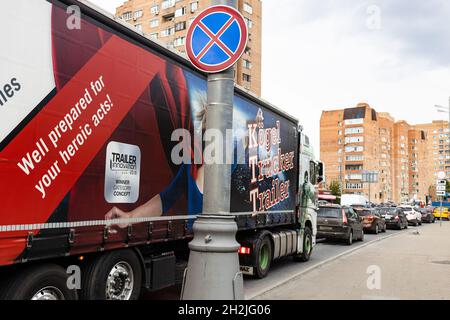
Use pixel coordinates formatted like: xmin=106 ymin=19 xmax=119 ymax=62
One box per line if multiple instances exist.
xmin=437 ymin=191 xmax=446 ymax=196
xmin=437 ymin=185 xmax=446 ymax=191
xmin=185 ymin=5 xmax=248 ymax=73
xmin=436 ymin=179 xmax=446 ymax=186
xmin=437 ymin=171 xmax=446 ymax=180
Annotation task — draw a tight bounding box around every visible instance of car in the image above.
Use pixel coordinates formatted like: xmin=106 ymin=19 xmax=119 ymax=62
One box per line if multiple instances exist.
xmin=378 ymin=207 xmax=408 ymax=230
xmin=399 ymin=205 xmax=422 ymax=226
xmin=419 ymin=208 xmax=435 ymax=223
xmin=354 ymin=207 xmax=386 ymax=234
xmin=433 ymin=207 xmax=450 ymax=220
xmin=317 ymin=204 xmax=364 ymax=245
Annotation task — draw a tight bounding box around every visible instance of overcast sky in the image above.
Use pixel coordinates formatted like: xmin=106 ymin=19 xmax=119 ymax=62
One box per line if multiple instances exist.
xmin=90 ymin=0 xmax=450 ymax=153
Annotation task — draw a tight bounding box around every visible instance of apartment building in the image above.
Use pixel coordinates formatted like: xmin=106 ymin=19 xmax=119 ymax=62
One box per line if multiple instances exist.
xmin=320 ymin=103 xmax=435 ymax=204
xmin=116 ymin=0 xmax=262 ymax=95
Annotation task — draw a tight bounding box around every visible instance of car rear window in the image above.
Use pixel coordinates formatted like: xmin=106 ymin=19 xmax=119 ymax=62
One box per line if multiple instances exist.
xmin=318 ymin=207 xmax=342 ymax=218
xmin=379 ymin=208 xmax=398 ymax=215
xmin=355 ymin=209 xmax=372 ymax=216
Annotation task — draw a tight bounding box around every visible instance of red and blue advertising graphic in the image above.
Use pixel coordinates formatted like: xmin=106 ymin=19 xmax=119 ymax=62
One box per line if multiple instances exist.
xmin=0 ymin=0 xmax=297 ymax=266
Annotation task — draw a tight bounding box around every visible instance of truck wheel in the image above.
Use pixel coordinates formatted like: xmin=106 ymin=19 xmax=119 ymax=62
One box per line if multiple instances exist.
xmin=0 ymin=264 xmax=77 ymax=300
xmin=80 ymin=249 xmax=142 ymax=300
xmin=254 ymin=236 xmax=272 ymax=279
xmin=293 ymin=227 xmax=313 ymax=262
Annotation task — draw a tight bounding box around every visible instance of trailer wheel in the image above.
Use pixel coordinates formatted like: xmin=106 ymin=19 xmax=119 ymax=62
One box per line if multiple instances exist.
xmin=0 ymin=264 xmax=77 ymax=300
xmin=293 ymin=226 xmax=313 ymax=262
xmin=254 ymin=236 xmax=272 ymax=279
xmin=80 ymin=249 xmax=142 ymax=300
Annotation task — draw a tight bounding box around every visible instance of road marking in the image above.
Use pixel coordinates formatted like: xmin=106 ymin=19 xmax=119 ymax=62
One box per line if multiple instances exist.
xmin=246 ymin=231 xmax=405 ymax=300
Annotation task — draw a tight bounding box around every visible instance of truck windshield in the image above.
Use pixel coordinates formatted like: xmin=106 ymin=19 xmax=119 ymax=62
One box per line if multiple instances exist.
xmin=318 ymin=207 xmax=341 ymax=218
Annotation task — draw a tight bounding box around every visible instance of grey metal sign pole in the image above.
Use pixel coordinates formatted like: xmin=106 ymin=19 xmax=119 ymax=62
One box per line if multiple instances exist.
xmin=181 ymin=0 xmax=244 ymax=300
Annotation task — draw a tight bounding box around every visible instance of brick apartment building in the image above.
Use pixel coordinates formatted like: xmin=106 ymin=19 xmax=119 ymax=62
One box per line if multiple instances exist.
xmin=115 ymin=0 xmax=262 ymax=96
xmin=320 ymin=103 xmax=448 ymax=204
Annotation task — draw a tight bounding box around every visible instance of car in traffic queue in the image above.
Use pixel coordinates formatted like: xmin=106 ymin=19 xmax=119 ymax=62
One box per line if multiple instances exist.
xmin=433 ymin=207 xmax=450 ymax=220
xmin=354 ymin=207 xmax=387 ymax=234
xmin=317 ymin=204 xmax=364 ymax=245
xmin=378 ymin=207 xmax=408 ymax=230
xmin=419 ymin=208 xmax=435 ymax=223
xmin=399 ymin=205 xmax=422 ymax=226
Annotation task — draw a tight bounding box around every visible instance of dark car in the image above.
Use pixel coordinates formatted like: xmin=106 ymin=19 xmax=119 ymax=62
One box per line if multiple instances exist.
xmin=355 ymin=208 xmax=386 ymax=234
xmin=317 ymin=205 xmax=364 ymax=245
xmin=420 ymin=208 xmax=435 ymax=223
xmin=378 ymin=207 xmax=408 ymax=230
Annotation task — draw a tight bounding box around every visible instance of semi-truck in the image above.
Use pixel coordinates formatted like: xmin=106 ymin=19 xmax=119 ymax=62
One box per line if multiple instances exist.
xmin=0 ymin=0 xmax=322 ymax=300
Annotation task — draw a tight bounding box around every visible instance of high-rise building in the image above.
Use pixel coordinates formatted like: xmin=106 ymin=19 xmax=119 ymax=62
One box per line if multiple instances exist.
xmin=115 ymin=0 xmax=262 ymax=96
xmin=320 ymin=103 xmax=441 ymax=204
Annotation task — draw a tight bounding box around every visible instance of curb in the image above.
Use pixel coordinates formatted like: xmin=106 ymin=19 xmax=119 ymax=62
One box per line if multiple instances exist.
xmin=246 ymin=230 xmax=404 ymax=300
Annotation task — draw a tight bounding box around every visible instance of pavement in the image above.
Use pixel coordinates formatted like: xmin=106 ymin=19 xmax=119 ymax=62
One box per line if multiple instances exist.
xmin=254 ymin=221 xmax=450 ymax=300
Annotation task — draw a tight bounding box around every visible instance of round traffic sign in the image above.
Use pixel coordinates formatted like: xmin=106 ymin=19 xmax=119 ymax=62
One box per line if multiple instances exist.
xmin=185 ymin=5 xmax=248 ymax=73
xmin=438 ymin=171 xmax=446 ymax=180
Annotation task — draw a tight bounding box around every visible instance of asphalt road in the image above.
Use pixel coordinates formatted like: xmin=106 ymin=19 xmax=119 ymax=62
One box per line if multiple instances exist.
xmin=256 ymin=221 xmax=450 ymax=300
xmin=142 ymin=222 xmax=430 ymax=300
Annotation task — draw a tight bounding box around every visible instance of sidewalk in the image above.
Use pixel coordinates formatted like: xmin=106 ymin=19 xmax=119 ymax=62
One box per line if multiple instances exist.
xmin=256 ymin=222 xmax=450 ymax=300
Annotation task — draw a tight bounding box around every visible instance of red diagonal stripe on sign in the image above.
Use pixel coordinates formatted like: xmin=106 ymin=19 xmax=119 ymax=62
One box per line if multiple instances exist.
xmin=196 ymin=16 xmax=236 ymax=60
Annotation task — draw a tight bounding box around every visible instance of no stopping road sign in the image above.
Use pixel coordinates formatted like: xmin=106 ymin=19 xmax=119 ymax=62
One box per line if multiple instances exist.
xmin=185 ymin=5 xmax=248 ymax=73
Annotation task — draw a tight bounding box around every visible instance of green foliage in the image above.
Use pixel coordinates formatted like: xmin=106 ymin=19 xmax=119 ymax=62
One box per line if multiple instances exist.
xmin=329 ymin=180 xmax=342 ymax=197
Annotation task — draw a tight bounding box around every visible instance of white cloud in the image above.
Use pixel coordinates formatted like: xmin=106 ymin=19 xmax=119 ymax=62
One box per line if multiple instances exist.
xmin=261 ymin=0 xmax=450 ymax=154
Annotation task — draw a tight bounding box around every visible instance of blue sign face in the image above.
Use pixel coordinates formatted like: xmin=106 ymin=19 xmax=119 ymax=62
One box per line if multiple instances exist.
xmin=186 ymin=6 xmax=248 ymax=73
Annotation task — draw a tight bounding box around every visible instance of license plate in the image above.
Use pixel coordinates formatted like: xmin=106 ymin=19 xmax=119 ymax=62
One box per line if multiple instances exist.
xmin=320 ymin=226 xmax=332 ymax=230
xmin=384 ymin=215 xmax=391 ymax=220
xmin=240 ymin=266 xmax=253 ymax=275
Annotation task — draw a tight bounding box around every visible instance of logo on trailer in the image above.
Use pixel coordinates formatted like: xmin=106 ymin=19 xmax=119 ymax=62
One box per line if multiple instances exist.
xmin=185 ymin=5 xmax=248 ymax=73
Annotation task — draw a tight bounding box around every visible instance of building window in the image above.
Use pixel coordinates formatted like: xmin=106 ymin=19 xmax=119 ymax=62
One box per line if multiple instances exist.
xmin=134 ymin=10 xmax=143 ymax=19
xmin=175 ymin=7 xmax=186 ymax=17
xmin=345 ymin=127 xmax=363 ymax=135
xmin=162 ymin=0 xmax=176 ymax=9
xmin=243 ymin=59 xmax=252 ymax=69
xmin=161 ymin=27 xmax=175 ymax=37
xmin=190 ymin=2 xmax=198 ymax=12
xmin=175 ymin=21 xmax=186 ymax=31
xmin=346 ymin=155 xmax=363 ymax=161
xmin=134 ymin=24 xmax=143 ymax=31
xmin=150 ymin=32 xmax=158 ymax=40
xmin=150 ymin=19 xmax=159 ymax=28
xmin=243 ymin=2 xmax=253 ymax=14
xmin=345 ymin=146 xmax=363 ymax=153
xmin=338 ymin=138 xmax=342 ymax=144
xmin=242 ymin=73 xmax=251 ymax=82
xmin=173 ymin=36 xmax=186 ymax=46
xmin=344 ymin=118 xmax=364 ymax=125
xmin=244 ymin=17 xmax=252 ymax=29
xmin=150 ymin=5 xmax=159 ymax=14
xmin=122 ymin=11 xmax=132 ymax=21
xmin=344 ymin=136 xmax=364 ymax=144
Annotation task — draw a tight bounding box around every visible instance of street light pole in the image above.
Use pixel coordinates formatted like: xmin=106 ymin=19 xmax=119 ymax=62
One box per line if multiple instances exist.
xmin=181 ymin=0 xmax=244 ymax=300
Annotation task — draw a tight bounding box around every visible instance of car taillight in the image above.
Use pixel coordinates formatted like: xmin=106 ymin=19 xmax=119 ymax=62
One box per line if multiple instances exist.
xmin=342 ymin=209 xmax=348 ymax=225
xmin=394 ymin=216 xmax=399 ymax=220
xmin=239 ymin=246 xmax=251 ymax=255
xmin=367 ymin=215 xmax=374 ymax=222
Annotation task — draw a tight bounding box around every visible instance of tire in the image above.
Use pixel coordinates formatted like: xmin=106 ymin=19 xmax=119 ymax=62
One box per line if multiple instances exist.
xmin=254 ymin=235 xmax=273 ymax=279
xmin=0 ymin=264 xmax=77 ymax=300
xmin=346 ymin=230 xmax=353 ymax=245
xmin=80 ymin=249 xmax=142 ymax=300
xmin=293 ymin=227 xmax=313 ymax=262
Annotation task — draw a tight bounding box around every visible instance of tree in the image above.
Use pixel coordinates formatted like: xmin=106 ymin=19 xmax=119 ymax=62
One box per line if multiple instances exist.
xmin=329 ymin=180 xmax=342 ymax=197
